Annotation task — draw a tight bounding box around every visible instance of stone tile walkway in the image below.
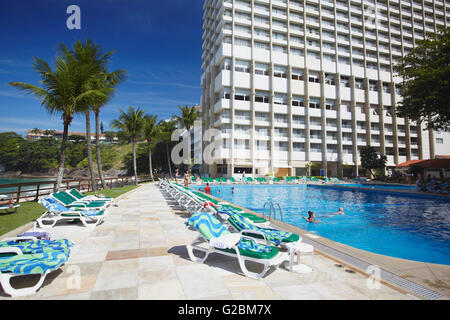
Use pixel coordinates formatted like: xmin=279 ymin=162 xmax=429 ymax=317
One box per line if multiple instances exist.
xmin=1 ymin=183 xmax=418 ymax=300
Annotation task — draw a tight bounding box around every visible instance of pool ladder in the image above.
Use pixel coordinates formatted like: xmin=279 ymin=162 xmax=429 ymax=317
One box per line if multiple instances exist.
xmin=262 ymin=201 xmax=283 ymax=222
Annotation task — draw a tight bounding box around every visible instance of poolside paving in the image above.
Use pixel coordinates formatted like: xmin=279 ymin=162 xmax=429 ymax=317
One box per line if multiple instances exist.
xmin=0 ymin=183 xmax=419 ymax=300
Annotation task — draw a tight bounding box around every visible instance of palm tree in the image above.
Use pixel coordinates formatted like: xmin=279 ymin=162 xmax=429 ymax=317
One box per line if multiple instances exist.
xmin=143 ymin=115 xmax=158 ymax=181
xmin=43 ymin=129 xmax=55 ymax=137
xmin=9 ymin=54 xmax=106 ymax=191
xmin=30 ymin=128 xmax=41 ymax=135
xmin=174 ymin=105 xmax=200 ymax=132
xmin=92 ymin=71 xmax=126 ymax=189
xmin=157 ymin=120 xmax=176 ymax=178
xmin=174 ymin=105 xmax=200 ymax=170
xmin=111 ymin=107 xmax=145 ymax=184
xmin=60 ymin=40 xmax=118 ymax=191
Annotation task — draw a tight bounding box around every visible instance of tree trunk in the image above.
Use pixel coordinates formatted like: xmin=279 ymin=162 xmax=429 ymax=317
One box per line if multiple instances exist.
xmin=133 ymin=139 xmax=138 ymax=185
xmin=85 ymin=111 xmax=97 ymax=191
xmin=166 ymin=143 xmax=172 ymax=178
xmin=55 ymin=119 xmax=70 ymax=192
xmin=148 ymin=142 xmax=154 ymax=181
xmin=95 ymin=110 xmax=106 ymax=189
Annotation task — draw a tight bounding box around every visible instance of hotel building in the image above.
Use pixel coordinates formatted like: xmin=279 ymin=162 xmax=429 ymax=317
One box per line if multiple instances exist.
xmin=200 ymin=0 xmax=450 ymax=178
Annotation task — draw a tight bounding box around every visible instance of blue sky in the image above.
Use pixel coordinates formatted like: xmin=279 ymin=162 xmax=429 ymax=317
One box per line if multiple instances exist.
xmin=0 ymin=0 xmax=203 ymax=135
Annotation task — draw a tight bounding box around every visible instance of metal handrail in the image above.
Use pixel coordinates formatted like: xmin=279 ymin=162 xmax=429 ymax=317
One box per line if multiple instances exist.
xmin=262 ymin=200 xmax=283 ymax=221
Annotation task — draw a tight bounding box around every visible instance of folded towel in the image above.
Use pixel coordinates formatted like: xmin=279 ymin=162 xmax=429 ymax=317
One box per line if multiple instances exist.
xmin=210 ymin=233 xmax=242 ymax=249
xmin=17 ymin=232 xmax=51 ymax=240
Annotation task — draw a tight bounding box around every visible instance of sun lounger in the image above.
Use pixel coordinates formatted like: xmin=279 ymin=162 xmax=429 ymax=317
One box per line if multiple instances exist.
xmin=217 ymin=205 xmax=268 ymax=225
xmin=0 ymin=238 xmax=73 ymax=297
xmin=224 ymin=211 xmax=301 ymax=247
xmin=0 ymin=204 xmax=20 ymax=214
xmin=186 ymin=212 xmax=288 ymax=279
xmin=37 ymin=196 xmax=107 ymax=228
xmin=67 ymin=189 xmax=112 ymax=203
xmin=51 ymin=192 xmax=108 ymax=210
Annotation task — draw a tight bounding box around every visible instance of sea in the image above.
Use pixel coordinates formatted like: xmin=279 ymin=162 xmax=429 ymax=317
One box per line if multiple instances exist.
xmin=0 ymin=177 xmax=56 ymax=198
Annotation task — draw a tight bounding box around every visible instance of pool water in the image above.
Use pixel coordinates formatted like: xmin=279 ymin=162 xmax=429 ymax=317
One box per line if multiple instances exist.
xmin=202 ymin=184 xmax=450 ymax=265
xmin=338 ymin=183 xmax=416 ymax=190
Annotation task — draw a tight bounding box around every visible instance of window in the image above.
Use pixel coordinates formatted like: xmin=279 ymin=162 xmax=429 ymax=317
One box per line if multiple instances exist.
xmin=234 ymin=38 xmax=251 ymax=47
xmin=293 ymin=115 xmax=305 ymax=124
xmin=292 ymin=69 xmax=304 ymax=80
xmin=254 ymin=28 xmax=269 ymax=39
xmin=234 ymin=110 xmax=250 ymax=120
xmin=234 ymin=60 xmax=250 ymax=73
xmin=255 ymin=127 xmax=269 ymax=137
xmin=308 ymin=74 xmax=320 ymax=83
xmin=273 ymin=94 xmax=287 ymax=105
xmin=274 ymin=66 xmax=287 ymax=78
xmin=340 ymin=76 xmax=350 ymax=87
xmin=255 ymin=63 xmax=269 ymax=75
xmin=273 ymin=45 xmax=287 ymax=53
xmin=254 ymin=41 xmax=270 ymax=50
xmin=234 ymin=139 xmax=250 ymax=150
xmin=234 ymin=90 xmax=250 ymax=101
xmin=325 ymin=74 xmax=335 ymax=85
xmin=292 ymin=96 xmax=304 ymax=107
xmin=293 ymin=129 xmax=305 ymax=137
xmin=293 ymin=143 xmax=305 ymax=152
xmin=325 ymin=100 xmax=336 ymax=110
xmin=222 ymin=90 xmax=231 ymax=100
xmin=221 ymin=59 xmax=231 ymax=71
xmin=371 ymin=105 xmax=379 ymax=115
xmin=436 ymin=138 xmax=444 ymax=144
xmin=256 ymin=140 xmax=269 ymax=150
xmin=255 ymin=112 xmax=269 ymax=122
xmin=274 ymin=114 xmax=287 ymax=123
xmin=355 ymin=78 xmax=364 ymax=89
xmin=290 ymin=48 xmax=303 ymax=56
xmin=254 ymin=92 xmax=269 ymax=103
xmin=309 ymin=98 xmax=320 ymax=109
xmin=272 ymin=32 xmax=287 ymax=41
xmin=310 ymin=143 xmax=322 ymax=152
xmin=275 ymin=141 xmax=288 ymax=151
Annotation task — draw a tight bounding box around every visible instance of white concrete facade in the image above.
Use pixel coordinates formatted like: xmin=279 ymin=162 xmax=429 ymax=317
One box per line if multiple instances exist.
xmin=200 ymin=0 xmax=450 ymax=178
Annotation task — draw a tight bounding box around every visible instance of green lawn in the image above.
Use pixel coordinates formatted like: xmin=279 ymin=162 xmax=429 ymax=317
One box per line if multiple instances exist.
xmin=0 ymin=184 xmax=140 ymax=236
xmin=0 ymin=202 xmax=45 ymax=236
xmin=84 ymin=184 xmax=139 ymax=198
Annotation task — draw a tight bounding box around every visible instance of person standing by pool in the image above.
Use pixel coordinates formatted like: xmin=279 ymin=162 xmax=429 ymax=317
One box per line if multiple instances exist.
xmin=175 ymin=168 xmax=179 ymax=183
xmin=415 ymin=173 xmax=425 ymax=192
xmin=203 ymin=183 xmax=211 ymax=195
xmin=184 ymin=171 xmax=190 ymax=188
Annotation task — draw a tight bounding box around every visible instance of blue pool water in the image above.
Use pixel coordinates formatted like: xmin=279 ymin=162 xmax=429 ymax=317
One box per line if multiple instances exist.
xmin=339 ymin=183 xmax=416 ymax=190
xmin=201 ymin=184 xmax=450 ymax=265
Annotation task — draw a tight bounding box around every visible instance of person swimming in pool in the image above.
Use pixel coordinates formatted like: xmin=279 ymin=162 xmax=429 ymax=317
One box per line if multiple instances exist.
xmin=303 ymin=210 xmax=321 ymax=223
xmin=333 ymin=207 xmax=345 ymax=215
xmin=231 ymin=187 xmax=235 ymax=194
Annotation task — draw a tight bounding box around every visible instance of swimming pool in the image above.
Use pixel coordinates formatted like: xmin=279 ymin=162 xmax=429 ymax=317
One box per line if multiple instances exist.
xmin=202 ymin=184 xmax=450 ymax=265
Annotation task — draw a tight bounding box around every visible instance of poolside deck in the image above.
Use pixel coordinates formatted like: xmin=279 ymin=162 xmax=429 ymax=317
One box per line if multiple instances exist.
xmin=1 ymin=183 xmax=420 ymax=300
